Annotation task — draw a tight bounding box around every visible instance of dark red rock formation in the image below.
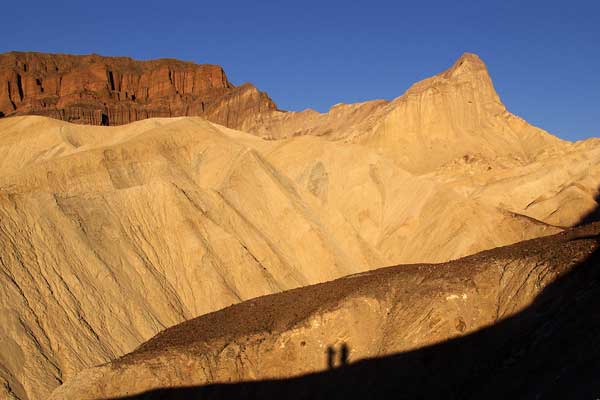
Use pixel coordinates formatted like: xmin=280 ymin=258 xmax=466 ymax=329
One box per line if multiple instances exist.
xmin=0 ymin=51 xmax=277 ymax=127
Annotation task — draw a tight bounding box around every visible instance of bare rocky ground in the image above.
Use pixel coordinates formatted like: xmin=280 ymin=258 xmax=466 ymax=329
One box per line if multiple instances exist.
xmin=49 ymin=222 xmax=600 ymax=399
xmin=1 ymin=51 xmax=599 ymax=399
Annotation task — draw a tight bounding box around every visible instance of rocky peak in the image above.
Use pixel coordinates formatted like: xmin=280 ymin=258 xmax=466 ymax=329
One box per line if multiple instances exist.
xmin=445 ymin=52 xmax=489 ymax=77
xmin=404 ymin=52 xmax=499 ymax=101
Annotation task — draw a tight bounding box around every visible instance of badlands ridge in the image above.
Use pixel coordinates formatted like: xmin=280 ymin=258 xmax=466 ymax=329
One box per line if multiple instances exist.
xmin=50 ymin=222 xmax=600 ymax=399
xmin=0 ymin=52 xmax=598 ymax=399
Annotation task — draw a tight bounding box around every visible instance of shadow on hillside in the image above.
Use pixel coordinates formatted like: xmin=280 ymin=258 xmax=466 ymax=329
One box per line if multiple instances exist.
xmin=108 ymin=228 xmax=600 ymax=399
xmin=577 ymin=190 xmax=600 ymax=225
xmin=326 ymin=342 xmax=349 ymax=370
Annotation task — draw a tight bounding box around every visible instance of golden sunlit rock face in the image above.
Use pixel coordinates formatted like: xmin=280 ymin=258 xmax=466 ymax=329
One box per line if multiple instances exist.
xmin=0 ymin=53 xmax=598 ymax=400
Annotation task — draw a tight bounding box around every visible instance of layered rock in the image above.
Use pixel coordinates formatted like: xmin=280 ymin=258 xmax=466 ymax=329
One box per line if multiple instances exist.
xmin=0 ymin=52 xmax=277 ymax=127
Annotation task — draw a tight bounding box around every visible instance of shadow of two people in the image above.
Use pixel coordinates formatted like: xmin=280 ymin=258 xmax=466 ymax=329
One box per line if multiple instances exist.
xmin=105 ymin=197 xmax=600 ymax=400
xmin=326 ymin=342 xmax=349 ymax=369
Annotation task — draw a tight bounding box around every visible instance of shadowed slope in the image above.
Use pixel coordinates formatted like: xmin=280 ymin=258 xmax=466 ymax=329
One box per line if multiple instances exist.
xmin=48 ymin=223 xmax=600 ymax=399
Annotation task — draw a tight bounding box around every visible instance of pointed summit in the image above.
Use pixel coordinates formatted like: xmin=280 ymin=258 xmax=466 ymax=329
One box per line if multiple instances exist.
xmin=435 ymin=52 xmax=501 ymax=104
xmin=445 ymin=52 xmax=489 ymax=78
xmin=404 ymin=52 xmax=499 ymax=106
xmin=361 ymin=51 xmax=561 ymax=172
xmin=453 ymin=52 xmax=487 ymax=68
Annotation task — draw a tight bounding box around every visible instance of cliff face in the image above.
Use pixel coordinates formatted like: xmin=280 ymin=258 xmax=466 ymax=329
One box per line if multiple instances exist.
xmin=0 ymin=52 xmax=277 ymax=127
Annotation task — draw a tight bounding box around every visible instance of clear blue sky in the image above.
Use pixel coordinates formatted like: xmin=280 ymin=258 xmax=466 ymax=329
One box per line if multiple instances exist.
xmin=1 ymin=0 xmax=598 ymax=140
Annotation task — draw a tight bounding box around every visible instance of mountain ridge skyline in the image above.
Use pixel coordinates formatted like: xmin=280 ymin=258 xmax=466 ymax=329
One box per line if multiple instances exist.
xmin=0 ymin=50 xmax=595 ymax=145
xmin=2 ymin=1 xmax=597 ymax=140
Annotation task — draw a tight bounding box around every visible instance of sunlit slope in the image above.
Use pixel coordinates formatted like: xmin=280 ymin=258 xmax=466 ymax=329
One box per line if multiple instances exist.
xmin=434 ymin=139 xmax=600 ymax=227
xmin=0 ymin=114 xmax=563 ymax=399
xmin=0 ymin=117 xmax=379 ymax=400
xmin=240 ymin=54 xmax=565 ymax=174
xmin=248 ymin=133 xmax=559 ymax=263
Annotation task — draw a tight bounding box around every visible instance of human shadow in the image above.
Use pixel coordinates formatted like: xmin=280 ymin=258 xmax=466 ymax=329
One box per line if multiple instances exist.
xmin=326 ymin=345 xmax=335 ymax=369
xmin=326 ymin=342 xmax=350 ymax=370
xmin=106 ymin=224 xmax=600 ymax=400
xmin=340 ymin=342 xmax=349 ymax=366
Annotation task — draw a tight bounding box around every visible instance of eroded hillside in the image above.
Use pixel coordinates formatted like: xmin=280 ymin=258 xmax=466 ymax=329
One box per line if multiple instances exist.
xmin=0 ymin=53 xmax=598 ymax=400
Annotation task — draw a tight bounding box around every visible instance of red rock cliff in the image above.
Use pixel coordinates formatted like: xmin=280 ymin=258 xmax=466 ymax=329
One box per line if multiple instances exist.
xmin=0 ymin=51 xmax=277 ymax=127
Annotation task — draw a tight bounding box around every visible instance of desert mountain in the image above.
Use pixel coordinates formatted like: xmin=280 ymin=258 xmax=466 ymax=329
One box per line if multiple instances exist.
xmin=241 ymin=54 xmax=566 ymax=172
xmin=0 ymin=52 xmax=598 ymax=400
xmin=48 ymin=223 xmax=600 ymax=399
xmin=0 ymin=52 xmax=276 ymax=127
xmin=240 ymin=53 xmax=600 ymax=225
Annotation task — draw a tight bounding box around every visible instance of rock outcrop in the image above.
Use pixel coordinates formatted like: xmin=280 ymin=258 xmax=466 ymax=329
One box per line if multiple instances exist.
xmin=0 ymin=52 xmax=277 ymax=127
xmin=48 ymin=223 xmax=600 ymax=399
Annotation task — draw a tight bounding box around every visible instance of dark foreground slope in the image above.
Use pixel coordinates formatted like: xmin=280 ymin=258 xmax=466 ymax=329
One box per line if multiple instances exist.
xmin=50 ymin=223 xmax=600 ymax=399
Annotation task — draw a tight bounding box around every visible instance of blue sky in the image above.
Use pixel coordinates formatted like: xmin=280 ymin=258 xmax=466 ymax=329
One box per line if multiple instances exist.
xmin=1 ymin=0 xmax=598 ymax=140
